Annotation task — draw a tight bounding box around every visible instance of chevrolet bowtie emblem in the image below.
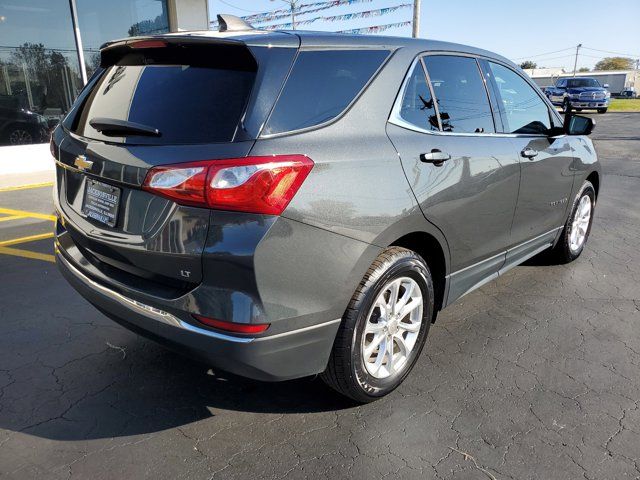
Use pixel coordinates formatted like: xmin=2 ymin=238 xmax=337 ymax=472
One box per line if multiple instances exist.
xmin=74 ymin=155 xmax=93 ymax=171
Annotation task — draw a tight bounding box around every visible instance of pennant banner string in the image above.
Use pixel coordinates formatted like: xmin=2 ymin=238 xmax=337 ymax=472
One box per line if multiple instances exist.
xmin=260 ymin=4 xmax=412 ymax=30
xmin=337 ymin=21 xmax=412 ymax=34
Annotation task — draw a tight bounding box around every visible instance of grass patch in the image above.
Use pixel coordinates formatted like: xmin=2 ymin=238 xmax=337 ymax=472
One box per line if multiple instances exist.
xmin=609 ymin=99 xmax=640 ymax=112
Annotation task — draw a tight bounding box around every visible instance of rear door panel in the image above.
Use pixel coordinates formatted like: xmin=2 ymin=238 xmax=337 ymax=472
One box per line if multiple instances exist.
xmin=387 ymin=124 xmax=519 ymax=301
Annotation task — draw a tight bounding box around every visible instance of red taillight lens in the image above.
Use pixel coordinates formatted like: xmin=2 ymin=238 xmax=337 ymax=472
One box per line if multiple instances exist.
xmin=193 ymin=315 xmax=270 ymax=334
xmin=142 ymin=155 xmax=313 ymax=215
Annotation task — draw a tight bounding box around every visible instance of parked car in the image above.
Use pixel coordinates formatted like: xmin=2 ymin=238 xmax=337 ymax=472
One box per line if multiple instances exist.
xmin=52 ymin=17 xmax=600 ymax=402
xmin=619 ymin=89 xmax=637 ymax=99
xmin=545 ymin=77 xmax=610 ymax=113
xmin=0 ymin=96 xmax=50 ymax=146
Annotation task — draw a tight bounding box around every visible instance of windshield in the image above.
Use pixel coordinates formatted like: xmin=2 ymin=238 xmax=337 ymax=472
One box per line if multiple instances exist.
xmin=566 ymin=78 xmax=601 ymax=88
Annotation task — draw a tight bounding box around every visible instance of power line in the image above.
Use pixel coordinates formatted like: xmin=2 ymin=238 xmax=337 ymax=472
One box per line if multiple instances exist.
xmin=217 ymin=0 xmax=263 ymax=13
xmin=582 ymin=46 xmax=640 ymax=58
xmin=512 ymin=47 xmax=575 ymax=60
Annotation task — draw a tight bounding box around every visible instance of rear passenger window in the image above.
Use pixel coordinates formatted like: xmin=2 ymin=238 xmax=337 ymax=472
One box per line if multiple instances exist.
xmin=487 ymin=62 xmax=551 ymax=135
xmin=263 ymin=50 xmax=388 ymax=135
xmin=398 ymin=61 xmax=439 ymax=131
xmin=423 ymin=55 xmax=495 ymax=134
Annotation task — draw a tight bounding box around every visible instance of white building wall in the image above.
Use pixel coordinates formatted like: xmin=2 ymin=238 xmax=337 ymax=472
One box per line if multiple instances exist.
xmin=168 ymin=0 xmax=209 ymax=32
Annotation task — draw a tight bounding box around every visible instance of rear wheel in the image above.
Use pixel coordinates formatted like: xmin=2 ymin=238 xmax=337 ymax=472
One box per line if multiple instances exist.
xmin=548 ymin=181 xmax=595 ymax=264
xmin=321 ymin=247 xmax=433 ymax=402
xmin=597 ymin=108 xmax=608 ymax=114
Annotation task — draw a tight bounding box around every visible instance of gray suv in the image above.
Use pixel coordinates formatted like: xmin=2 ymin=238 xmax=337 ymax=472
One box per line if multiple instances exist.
xmin=52 ymin=21 xmax=600 ymax=402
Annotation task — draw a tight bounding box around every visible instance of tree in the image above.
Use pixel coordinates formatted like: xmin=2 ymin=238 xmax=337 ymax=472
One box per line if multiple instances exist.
xmin=578 ymin=67 xmax=590 ymax=73
xmin=594 ymin=57 xmax=634 ymax=71
xmin=520 ymin=61 xmax=537 ymax=69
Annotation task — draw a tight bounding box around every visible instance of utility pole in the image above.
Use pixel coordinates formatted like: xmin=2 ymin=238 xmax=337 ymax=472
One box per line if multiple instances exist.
xmin=412 ymin=0 xmax=421 ymax=38
xmin=572 ymin=43 xmax=582 ymax=77
xmin=271 ymin=0 xmax=297 ymax=30
xmin=290 ymin=0 xmax=297 ymax=30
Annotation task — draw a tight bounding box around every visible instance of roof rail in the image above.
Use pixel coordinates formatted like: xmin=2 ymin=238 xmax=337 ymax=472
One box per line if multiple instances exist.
xmin=217 ymin=14 xmax=254 ymax=32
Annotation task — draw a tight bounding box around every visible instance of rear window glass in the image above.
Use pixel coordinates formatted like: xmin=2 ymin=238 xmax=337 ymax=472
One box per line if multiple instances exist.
xmin=73 ymin=46 xmax=257 ymax=145
xmin=263 ymin=49 xmax=389 ymax=135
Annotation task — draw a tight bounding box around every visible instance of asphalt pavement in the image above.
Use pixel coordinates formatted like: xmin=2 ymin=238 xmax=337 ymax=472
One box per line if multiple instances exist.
xmin=0 ymin=113 xmax=639 ymax=479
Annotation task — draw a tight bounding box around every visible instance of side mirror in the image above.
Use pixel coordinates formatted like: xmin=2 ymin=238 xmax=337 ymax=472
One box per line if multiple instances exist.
xmin=603 ymin=83 xmax=610 ymax=89
xmin=564 ymin=114 xmax=595 ymax=136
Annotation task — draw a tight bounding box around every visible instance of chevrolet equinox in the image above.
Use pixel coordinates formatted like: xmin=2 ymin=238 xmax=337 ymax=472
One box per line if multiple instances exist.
xmin=52 ymin=17 xmax=600 ymax=402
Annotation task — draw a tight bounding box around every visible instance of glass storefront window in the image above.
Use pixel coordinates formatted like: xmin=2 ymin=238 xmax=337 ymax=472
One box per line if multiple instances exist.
xmin=0 ymin=0 xmax=83 ymax=146
xmin=75 ymin=0 xmax=169 ymax=77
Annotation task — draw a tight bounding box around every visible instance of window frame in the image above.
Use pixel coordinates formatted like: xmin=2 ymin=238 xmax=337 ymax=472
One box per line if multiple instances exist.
xmin=389 ymin=56 xmax=442 ymax=132
xmin=388 ymin=51 xmax=565 ymax=138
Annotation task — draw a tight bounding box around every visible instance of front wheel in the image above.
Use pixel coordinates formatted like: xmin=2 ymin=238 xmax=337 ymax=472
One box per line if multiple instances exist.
xmin=548 ymin=181 xmax=595 ymax=264
xmin=597 ymin=108 xmax=608 ymax=114
xmin=321 ymin=247 xmax=433 ymax=402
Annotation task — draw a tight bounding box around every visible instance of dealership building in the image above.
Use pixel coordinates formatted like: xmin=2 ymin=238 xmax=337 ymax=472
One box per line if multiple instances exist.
xmin=0 ymin=0 xmax=208 ymax=148
xmin=525 ymin=68 xmax=640 ymax=94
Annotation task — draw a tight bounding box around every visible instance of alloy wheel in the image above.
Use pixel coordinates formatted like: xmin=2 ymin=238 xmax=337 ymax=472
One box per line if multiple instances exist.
xmin=361 ymin=276 xmax=423 ymax=379
xmin=569 ymin=194 xmax=592 ymax=253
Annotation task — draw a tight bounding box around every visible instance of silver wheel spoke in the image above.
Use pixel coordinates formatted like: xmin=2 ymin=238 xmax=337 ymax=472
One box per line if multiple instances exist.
xmin=372 ymin=338 xmax=388 ymax=374
xmin=398 ymin=320 xmax=420 ymax=333
xmin=388 ymin=280 xmax=400 ymax=314
xmin=398 ymin=297 xmax=421 ymax=320
xmin=395 ymin=280 xmax=414 ymax=313
xmin=386 ymin=336 xmax=395 ymax=372
xmin=365 ymin=320 xmax=385 ymax=334
xmin=364 ymin=333 xmax=385 ymax=358
xmin=394 ymin=334 xmax=409 ymax=357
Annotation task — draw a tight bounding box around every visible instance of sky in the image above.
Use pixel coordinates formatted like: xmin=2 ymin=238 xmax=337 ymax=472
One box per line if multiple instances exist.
xmin=208 ymin=0 xmax=640 ymax=70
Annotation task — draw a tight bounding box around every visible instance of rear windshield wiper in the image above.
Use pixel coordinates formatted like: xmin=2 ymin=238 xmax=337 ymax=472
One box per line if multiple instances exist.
xmin=89 ymin=117 xmax=161 ymax=137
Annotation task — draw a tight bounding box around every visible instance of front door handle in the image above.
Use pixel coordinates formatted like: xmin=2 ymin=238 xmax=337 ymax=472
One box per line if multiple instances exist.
xmin=521 ymin=148 xmax=538 ymax=159
xmin=420 ymin=150 xmax=451 ymax=165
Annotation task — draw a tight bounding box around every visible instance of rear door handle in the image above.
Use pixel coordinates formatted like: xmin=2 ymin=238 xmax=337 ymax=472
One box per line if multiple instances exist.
xmin=420 ymin=150 xmax=451 ymax=165
xmin=521 ymin=148 xmax=538 ymax=159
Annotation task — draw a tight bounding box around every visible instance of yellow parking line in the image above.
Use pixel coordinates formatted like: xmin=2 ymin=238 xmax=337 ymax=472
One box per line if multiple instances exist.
xmin=0 ymin=182 xmax=54 ymax=193
xmin=0 ymin=232 xmax=54 ymax=247
xmin=0 ymin=246 xmax=55 ymax=263
xmin=0 ymin=215 xmax=25 ymax=222
xmin=0 ymin=208 xmax=56 ymax=222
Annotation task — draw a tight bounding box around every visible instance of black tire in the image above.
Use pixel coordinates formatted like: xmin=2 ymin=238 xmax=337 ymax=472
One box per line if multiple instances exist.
xmin=320 ymin=247 xmax=434 ymax=403
xmin=597 ymin=108 xmax=608 ymax=114
xmin=6 ymin=124 xmax=35 ymax=145
xmin=575 ymin=108 xmax=583 ymax=112
xmin=547 ymin=181 xmax=596 ymax=264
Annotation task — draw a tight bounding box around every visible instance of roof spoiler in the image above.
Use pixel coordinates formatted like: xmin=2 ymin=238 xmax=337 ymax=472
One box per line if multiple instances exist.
xmin=217 ymin=14 xmax=254 ymax=32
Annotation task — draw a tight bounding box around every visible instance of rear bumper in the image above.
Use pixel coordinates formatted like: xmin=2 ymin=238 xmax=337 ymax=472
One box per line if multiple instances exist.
xmin=56 ymin=249 xmax=341 ymax=381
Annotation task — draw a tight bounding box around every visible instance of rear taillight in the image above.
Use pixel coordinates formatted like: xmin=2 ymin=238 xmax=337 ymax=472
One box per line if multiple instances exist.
xmin=142 ymin=155 xmax=313 ymax=215
xmin=193 ymin=315 xmax=270 ymax=334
